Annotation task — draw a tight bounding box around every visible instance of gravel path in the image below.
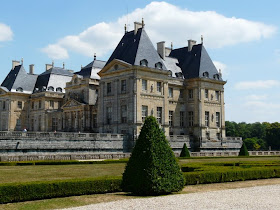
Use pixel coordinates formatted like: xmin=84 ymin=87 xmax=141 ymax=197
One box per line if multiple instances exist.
xmin=64 ymin=184 xmax=280 ymax=210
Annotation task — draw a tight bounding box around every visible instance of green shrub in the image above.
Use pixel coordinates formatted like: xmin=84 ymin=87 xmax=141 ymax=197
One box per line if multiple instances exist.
xmin=180 ymin=143 xmax=190 ymax=158
xmin=239 ymin=142 xmax=249 ymax=156
xmin=0 ymin=177 xmax=122 ymax=204
xmin=122 ymin=116 xmax=185 ymax=195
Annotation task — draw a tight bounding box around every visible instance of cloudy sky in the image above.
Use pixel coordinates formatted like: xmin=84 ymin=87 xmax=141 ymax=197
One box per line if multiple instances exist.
xmin=0 ymin=0 xmax=279 ymax=123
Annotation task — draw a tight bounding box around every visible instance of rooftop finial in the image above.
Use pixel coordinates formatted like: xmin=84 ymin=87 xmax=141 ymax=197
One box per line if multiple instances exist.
xmin=171 ymin=42 xmax=173 ymax=50
xmin=94 ymin=53 xmax=96 ymax=60
xmin=124 ymin=24 xmax=127 ymax=34
xmin=63 ymin=62 xmax=65 ymax=69
xmin=142 ymin=18 xmax=144 ymax=28
xmin=52 ymin=60 xmax=54 ymax=67
xmin=81 ymin=65 xmax=83 ymax=69
xmin=201 ymin=35 xmax=203 ymax=44
xmin=21 ymin=58 xmax=23 ymax=65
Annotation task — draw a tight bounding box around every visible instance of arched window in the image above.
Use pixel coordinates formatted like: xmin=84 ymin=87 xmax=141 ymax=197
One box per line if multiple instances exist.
xmin=140 ymin=59 xmax=148 ymax=67
xmin=213 ymin=74 xmax=220 ymax=80
xmin=47 ymin=86 xmax=54 ymax=91
xmin=56 ymin=87 xmax=62 ymax=92
xmin=155 ymin=62 xmax=162 ymax=69
xmin=16 ymin=87 xmax=23 ymax=92
xmin=203 ymin=72 xmax=209 ymax=78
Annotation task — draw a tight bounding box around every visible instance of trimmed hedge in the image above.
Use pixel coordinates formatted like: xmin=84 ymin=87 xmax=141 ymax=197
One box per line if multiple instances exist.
xmin=0 ymin=177 xmax=122 ymax=204
xmin=184 ymin=168 xmax=280 ymax=185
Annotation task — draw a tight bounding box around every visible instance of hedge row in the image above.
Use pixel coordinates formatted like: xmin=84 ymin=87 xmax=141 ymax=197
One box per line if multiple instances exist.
xmin=0 ymin=159 xmax=129 ymax=166
xmin=1 ymin=168 xmax=280 ymax=204
xmin=183 ymin=168 xmax=280 ymax=185
xmin=0 ymin=177 xmax=122 ymax=204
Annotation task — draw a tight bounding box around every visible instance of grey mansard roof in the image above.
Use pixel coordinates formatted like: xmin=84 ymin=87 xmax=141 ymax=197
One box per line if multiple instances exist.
xmin=1 ymin=65 xmax=38 ymax=94
xmin=169 ymin=44 xmax=222 ymax=80
xmin=33 ymin=67 xmax=73 ymax=93
xmin=105 ymin=28 xmax=167 ymax=70
xmin=75 ymin=59 xmax=106 ymax=79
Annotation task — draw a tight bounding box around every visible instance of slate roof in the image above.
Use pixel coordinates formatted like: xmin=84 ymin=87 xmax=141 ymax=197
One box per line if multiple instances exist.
xmin=33 ymin=67 xmax=73 ymax=93
xmin=105 ymin=28 xmax=167 ymax=70
xmin=1 ymin=65 xmax=38 ymax=94
xmin=169 ymin=44 xmax=222 ymax=80
xmin=75 ymin=59 xmax=106 ymax=79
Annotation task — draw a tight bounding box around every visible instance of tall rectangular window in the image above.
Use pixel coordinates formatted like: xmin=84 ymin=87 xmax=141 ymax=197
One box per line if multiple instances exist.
xmin=52 ymin=118 xmax=58 ymax=131
xmin=50 ymin=100 xmax=54 ymax=108
xmin=180 ymin=111 xmax=185 ymax=127
xmin=38 ymin=115 xmax=41 ymax=131
xmin=215 ymin=91 xmax=219 ymax=101
xmin=39 ymin=100 xmax=42 ymax=109
xmin=93 ymin=114 xmax=97 ymax=128
xmin=205 ymin=111 xmax=209 ymax=127
xmin=156 ymin=107 xmax=162 ymax=124
xmin=121 ymin=105 xmax=127 ymax=123
xmin=205 ymin=89 xmax=209 ymax=99
xmin=142 ymin=79 xmax=147 ymax=91
xmin=17 ymin=101 xmax=22 ymax=109
xmin=188 ymin=111 xmax=194 ymax=127
xmin=216 ymin=112 xmax=220 ymax=127
xmin=2 ymin=101 xmax=5 ymax=110
xmin=142 ymin=106 xmax=148 ymax=122
xmin=121 ymin=80 xmax=126 ymax=93
xmin=106 ymin=107 xmax=112 ymax=124
xmin=157 ymin=82 xmax=161 ymax=93
xmin=31 ymin=102 xmax=34 ymax=109
xmin=169 ymin=111 xmax=174 ymax=127
xmin=168 ymin=87 xmax=173 ymax=98
xmin=188 ymin=89 xmax=193 ymax=99
xmin=107 ymin=82 xmax=112 ymax=94
xmin=179 ymin=89 xmax=184 ymax=98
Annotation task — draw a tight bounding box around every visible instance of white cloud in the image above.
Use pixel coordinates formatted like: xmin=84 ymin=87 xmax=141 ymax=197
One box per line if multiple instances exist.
xmin=235 ymin=80 xmax=280 ymax=90
xmin=41 ymin=44 xmax=69 ymax=60
xmin=42 ymin=1 xmax=277 ymax=60
xmin=0 ymin=23 xmax=13 ymax=42
xmin=245 ymin=94 xmax=267 ymax=101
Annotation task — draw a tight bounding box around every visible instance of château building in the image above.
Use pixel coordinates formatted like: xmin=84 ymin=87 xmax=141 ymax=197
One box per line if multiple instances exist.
xmin=0 ymin=21 xmax=241 ymax=151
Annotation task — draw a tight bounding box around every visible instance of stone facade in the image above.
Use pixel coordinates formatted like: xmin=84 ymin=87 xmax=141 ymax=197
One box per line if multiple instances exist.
xmin=0 ymin=21 xmax=241 ymax=152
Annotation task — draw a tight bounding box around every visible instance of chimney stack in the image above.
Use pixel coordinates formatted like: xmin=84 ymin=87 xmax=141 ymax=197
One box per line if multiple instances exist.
xmin=188 ymin=40 xmax=197 ymax=52
xmin=12 ymin=60 xmax=20 ymax=69
xmin=46 ymin=64 xmax=53 ymax=71
xmin=134 ymin=21 xmax=143 ymax=35
xmin=157 ymin=41 xmax=165 ymax=59
xmin=94 ymin=53 xmax=96 ymax=60
xmin=29 ymin=64 xmax=34 ymax=74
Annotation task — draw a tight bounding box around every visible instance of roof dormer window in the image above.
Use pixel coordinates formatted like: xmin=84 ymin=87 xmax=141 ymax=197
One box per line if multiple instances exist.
xmin=155 ymin=62 xmax=163 ymax=69
xmin=56 ymin=87 xmax=62 ymax=92
xmin=203 ymin=72 xmax=209 ymax=78
xmin=213 ymin=74 xmax=220 ymax=80
xmin=16 ymin=87 xmax=23 ymax=92
xmin=47 ymin=86 xmax=54 ymax=91
xmin=140 ymin=59 xmax=148 ymax=67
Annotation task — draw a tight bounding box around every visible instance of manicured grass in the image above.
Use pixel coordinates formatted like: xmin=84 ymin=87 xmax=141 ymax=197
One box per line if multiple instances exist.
xmin=0 ymin=157 xmax=279 ymax=184
xmin=0 ymin=164 xmax=125 ymax=184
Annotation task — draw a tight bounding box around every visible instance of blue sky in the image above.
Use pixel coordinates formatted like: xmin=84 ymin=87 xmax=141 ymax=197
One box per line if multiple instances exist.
xmin=0 ymin=0 xmax=279 ymax=123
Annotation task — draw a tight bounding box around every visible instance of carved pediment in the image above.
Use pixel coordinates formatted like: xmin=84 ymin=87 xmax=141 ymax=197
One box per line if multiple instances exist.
xmin=98 ymin=59 xmax=132 ymax=76
xmin=61 ymin=99 xmax=83 ymax=109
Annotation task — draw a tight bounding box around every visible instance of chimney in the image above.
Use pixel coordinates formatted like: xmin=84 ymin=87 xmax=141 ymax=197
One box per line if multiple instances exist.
xmin=188 ymin=39 xmax=197 ymax=52
xmin=157 ymin=41 xmax=165 ymax=59
xmin=12 ymin=60 xmax=20 ymax=69
xmin=46 ymin=64 xmax=53 ymax=71
xmin=134 ymin=21 xmax=143 ymax=35
xmin=29 ymin=64 xmax=34 ymax=74
xmin=94 ymin=53 xmax=96 ymax=60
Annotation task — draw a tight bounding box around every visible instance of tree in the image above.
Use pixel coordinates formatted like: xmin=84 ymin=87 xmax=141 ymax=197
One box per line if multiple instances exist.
xmin=266 ymin=122 xmax=280 ymax=150
xmin=239 ymin=142 xmax=249 ymax=156
xmin=180 ymin=143 xmax=190 ymax=158
xmin=121 ymin=116 xmax=185 ymax=195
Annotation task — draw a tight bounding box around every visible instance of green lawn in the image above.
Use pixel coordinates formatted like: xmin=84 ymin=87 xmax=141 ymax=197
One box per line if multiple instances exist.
xmin=0 ymin=156 xmax=279 ymax=184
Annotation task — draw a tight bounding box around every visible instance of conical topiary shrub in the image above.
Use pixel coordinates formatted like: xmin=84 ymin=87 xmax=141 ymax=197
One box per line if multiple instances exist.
xmin=180 ymin=143 xmax=190 ymax=158
xmin=121 ymin=116 xmax=185 ymax=195
xmin=239 ymin=142 xmax=249 ymax=156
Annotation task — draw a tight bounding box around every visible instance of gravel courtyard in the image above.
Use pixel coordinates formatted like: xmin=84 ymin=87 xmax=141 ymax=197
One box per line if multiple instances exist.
xmin=64 ymin=184 xmax=280 ymax=210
